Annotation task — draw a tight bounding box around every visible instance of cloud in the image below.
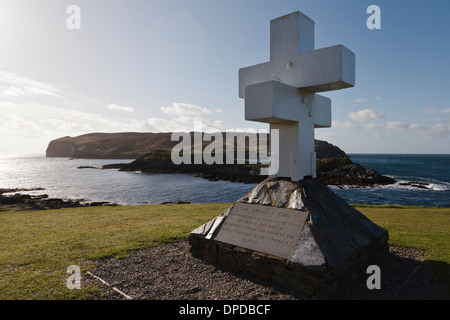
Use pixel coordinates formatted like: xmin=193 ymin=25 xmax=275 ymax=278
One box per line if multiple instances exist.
xmin=332 ymin=120 xmax=357 ymax=129
xmin=332 ymin=118 xmax=449 ymax=139
xmin=353 ymin=98 xmax=369 ymax=103
xmin=0 ymin=100 xmax=15 ymax=108
xmin=0 ymin=101 xmax=130 ymax=134
xmin=146 ymin=115 xmax=229 ymax=133
xmin=160 ymin=102 xmax=211 ymax=116
xmin=373 ymin=133 xmax=395 ymax=138
xmin=0 ymin=97 xmax=155 ymax=153
xmin=349 ymin=109 xmax=385 ymax=122
xmin=424 ymin=107 xmax=450 ymax=114
xmin=386 ymin=121 xmax=449 ymax=138
xmin=411 ymin=123 xmax=449 ymax=139
xmin=332 ymin=120 xmax=383 ymax=130
xmin=0 ymin=71 xmax=62 ymax=98
xmin=0 ymin=69 xmax=235 ymax=153
xmin=361 ymin=122 xmax=384 ymax=130
xmin=107 ymin=104 xmax=134 ymax=112
xmin=317 ymin=132 xmax=336 ymax=140
xmin=386 ymin=121 xmax=411 ymax=132
xmin=1 ymin=114 xmax=42 ymax=133
xmin=1 ymin=86 xmax=28 ymax=97
xmin=153 ymin=103 xmax=231 ymax=133
xmin=213 ymin=120 xmax=229 ymax=128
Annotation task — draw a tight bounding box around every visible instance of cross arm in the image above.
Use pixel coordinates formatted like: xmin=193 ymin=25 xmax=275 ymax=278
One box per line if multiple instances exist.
xmin=239 ymin=45 xmax=355 ymax=98
xmin=244 ymin=81 xmax=331 ymax=128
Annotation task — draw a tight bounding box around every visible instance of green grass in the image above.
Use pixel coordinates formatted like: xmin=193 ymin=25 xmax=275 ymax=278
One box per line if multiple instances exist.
xmin=355 ymin=205 xmax=450 ymax=297
xmin=0 ymin=204 xmax=228 ymax=300
xmin=0 ymin=204 xmax=449 ymax=299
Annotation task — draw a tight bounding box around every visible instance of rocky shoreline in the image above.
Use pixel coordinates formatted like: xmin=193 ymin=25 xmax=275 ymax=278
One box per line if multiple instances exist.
xmin=45 ymin=133 xmax=399 ymax=187
xmin=101 ymin=150 xmax=397 ymax=187
xmin=0 ymin=188 xmax=116 ymax=211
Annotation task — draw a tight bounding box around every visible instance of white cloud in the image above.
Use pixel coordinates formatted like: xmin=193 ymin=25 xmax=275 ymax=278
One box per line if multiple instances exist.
xmin=151 ymin=103 xmax=231 ymax=133
xmin=0 ymin=71 xmax=62 ymax=98
xmin=213 ymin=120 xmax=229 ymax=127
xmin=424 ymin=107 xmax=450 ymax=114
xmin=332 ymin=120 xmax=383 ymax=130
xmin=317 ymin=132 xmax=336 ymax=140
xmin=332 ymin=120 xmax=357 ymax=129
xmin=413 ymin=123 xmax=449 ymax=139
xmin=361 ymin=122 xmax=384 ymax=130
xmin=353 ymin=98 xmax=369 ymax=103
xmin=373 ymin=133 xmax=395 ymax=138
xmin=386 ymin=121 xmax=449 ymax=138
xmin=107 ymin=103 xmax=134 ymax=112
xmin=0 ymin=98 xmax=152 ymax=153
xmin=145 ymin=115 xmax=228 ymax=133
xmin=386 ymin=121 xmax=410 ymax=131
xmin=0 ymin=100 xmax=15 ymax=108
xmin=349 ymin=109 xmax=385 ymax=122
xmin=1 ymin=114 xmax=42 ymax=133
xmin=0 ymin=70 xmax=235 ymax=153
xmin=1 ymin=86 xmax=28 ymax=97
xmin=332 ymin=118 xmax=449 ymax=139
xmin=160 ymin=102 xmax=211 ymax=116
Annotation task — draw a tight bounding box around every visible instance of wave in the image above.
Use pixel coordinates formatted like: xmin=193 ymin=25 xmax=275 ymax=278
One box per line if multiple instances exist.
xmin=329 ymin=177 xmax=450 ymax=192
xmin=426 ymin=183 xmax=450 ymax=191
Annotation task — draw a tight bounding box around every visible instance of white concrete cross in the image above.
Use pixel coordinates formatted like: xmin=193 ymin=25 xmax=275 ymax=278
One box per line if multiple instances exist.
xmin=239 ymin=11 xmax=355 ymax=181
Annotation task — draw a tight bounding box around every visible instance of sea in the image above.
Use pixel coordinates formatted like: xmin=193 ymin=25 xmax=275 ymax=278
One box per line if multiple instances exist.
xmin=0 ymin=154 xmax=449 ymax=208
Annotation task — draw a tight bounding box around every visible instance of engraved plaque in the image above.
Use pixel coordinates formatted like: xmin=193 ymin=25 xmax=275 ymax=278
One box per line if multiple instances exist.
xmin=214 ymin=203 xmax=309 ymax=259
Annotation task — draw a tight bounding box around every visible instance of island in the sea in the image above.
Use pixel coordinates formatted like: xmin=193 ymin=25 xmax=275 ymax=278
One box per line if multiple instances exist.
xmin=46 ymin=132 xmax=396 ymax=187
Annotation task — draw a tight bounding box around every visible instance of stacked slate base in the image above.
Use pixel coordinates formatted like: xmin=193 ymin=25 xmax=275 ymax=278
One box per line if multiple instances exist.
xmin=189 ymin=178 xmax=389 ymax=299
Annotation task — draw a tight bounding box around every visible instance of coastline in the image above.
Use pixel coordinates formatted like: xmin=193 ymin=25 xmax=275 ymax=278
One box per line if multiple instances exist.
xmin=1 ymin=153 xmax=447 ymax=210
xmin=101 ymin=150 xmax=397 ymax=186
xmin=0 ymin=188 xmax=117 ymax=211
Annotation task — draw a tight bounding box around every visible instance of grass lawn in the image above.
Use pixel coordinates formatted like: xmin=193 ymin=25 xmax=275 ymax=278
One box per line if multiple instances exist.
xmin=0 ymin=203 xmax=449 ymax=300
xmin=354 ymin=204 xmax=450 ymax=296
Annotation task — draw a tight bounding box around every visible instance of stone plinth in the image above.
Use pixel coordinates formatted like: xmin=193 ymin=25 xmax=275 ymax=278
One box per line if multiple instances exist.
xmin=189 ymin=178 xmax=388 ymax=299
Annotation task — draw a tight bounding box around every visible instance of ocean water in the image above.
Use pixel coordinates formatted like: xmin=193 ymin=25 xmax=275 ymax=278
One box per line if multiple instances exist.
xmin=0 ymin=154 xmax=449 ymax=207
xmin=332 ymin=154 xmax=450 ymax=208
xmin=0 ymin=154 xmax=257 ymax=205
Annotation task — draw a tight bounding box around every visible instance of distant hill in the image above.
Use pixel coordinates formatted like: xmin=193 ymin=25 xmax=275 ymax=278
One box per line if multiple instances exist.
xmin=45 ymin=132 xmax=347 ymax=160
xmin=46 ymin=132 xmax=177 ymax=159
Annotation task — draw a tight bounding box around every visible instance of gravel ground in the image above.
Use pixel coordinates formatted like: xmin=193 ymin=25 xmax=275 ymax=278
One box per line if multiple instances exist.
xmin=85 ymin=239 xmax=447 ymax=300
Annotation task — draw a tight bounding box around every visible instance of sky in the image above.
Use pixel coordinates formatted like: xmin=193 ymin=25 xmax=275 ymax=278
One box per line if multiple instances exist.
xmin=0 ymin=0 xmax=449 ymax=154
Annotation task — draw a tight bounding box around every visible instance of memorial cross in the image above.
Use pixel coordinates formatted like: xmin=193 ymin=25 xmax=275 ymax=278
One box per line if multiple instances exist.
xmin=239 ymin=11 xmax=355 ymax=181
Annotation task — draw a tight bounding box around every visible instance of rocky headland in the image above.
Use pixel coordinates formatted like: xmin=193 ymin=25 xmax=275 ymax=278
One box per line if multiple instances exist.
xmin=102 ymin=149 xmax=395 ymax=186
xmin=46 ymin=132 xmax=396 ymax=187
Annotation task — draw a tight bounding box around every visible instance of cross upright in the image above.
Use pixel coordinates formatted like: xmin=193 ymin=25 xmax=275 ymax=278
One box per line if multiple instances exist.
xmin=239 ymin=11 xmax=355 ymax=181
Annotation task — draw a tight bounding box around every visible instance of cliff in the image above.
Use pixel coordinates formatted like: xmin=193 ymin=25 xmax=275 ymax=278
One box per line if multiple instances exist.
xmin=46 ymin=132 xmax=176 ymax=159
